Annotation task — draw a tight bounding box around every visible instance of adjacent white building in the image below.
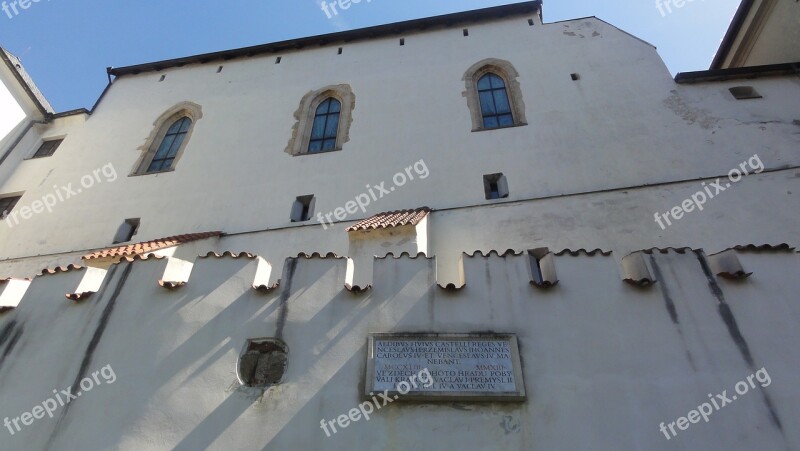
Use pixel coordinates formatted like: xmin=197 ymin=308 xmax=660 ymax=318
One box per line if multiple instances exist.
xmin=0 ymin=2 xmax=798 ymax=449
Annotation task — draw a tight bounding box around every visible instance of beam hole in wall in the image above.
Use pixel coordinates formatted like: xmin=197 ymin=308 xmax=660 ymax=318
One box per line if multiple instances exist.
xmin=528 ymin=18 xmax=534 ymax=26
xmin=237 ymin=338 xmax=289 ymax=388
xmin=275 ymin=56 xmax=282 ymax=64
xmin=338 ymin=47 xmax=343 ymax=55
xmin=729 ymin=86 xmax=762 ymax=100
xmin=463 ymin=28 xmax=469 ymax=37
xmin=571 ymin=73 xmax=580 ymax=81
xmin=217 ymin=66 xmax=223 ymax=73
xmin=113 ymin=218 xmax=140 ymax=244
xmin=291 ymin=195 xmax=315 ymax=222
xmin=400 ymin=38 xmax=405 ymax=46
xmin=483 ymin=173 xmax=509 ymax=200
xmin=158 ymin=74 xmax=166 ymax=82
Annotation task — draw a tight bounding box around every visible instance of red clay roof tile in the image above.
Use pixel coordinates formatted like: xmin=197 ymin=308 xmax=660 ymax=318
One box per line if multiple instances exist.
xmin=346 ymin=208 xmax=430 ymax=232
xmin=82 ymin=231 xmax=222 ymax=261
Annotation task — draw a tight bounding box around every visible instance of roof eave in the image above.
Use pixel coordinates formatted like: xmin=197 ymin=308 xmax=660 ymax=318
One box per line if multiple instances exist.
xmin=109 ymin=1 xmax=543 ymax=77
xmin=710 ymin=0 xmax=755 ymax=70
xmin=675 ymin=61 xmax=800 ymax=84
xmin=0 ymin=48 xmax=55 ymax=119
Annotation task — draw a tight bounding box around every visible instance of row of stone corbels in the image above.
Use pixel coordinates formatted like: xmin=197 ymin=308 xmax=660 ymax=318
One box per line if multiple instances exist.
xmin=0 ymin=245 xmax=793 ymax=314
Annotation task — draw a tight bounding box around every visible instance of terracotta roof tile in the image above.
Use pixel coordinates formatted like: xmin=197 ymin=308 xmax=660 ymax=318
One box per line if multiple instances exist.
xmin=556 ymin=249 xmax=613 ymax=257
xmin=345 ymin=283 xmax=372 ymax=293
xmin=200 ymin=251 xmax=256 ymax=260
xmin=66 ymin=292 xmax=95 ymax=302
xmin=376 ymin=252 xmax=432 ymax=260
xmin=40 ymin=264 xmax=85 ymax=276
xmin=83 ymin=231 xmax=222 ymax=261
xmin=295 ymin=252 xmax=346 ymax=260
xmin=253 ymin=280 xmax=281 ymax=293
xmin=346 ymin=208 xmax=430 ymax=232
xmin=465 ymin=250 xmax=523 ymax=258
xmin=158 ymin=280 xmax=186 ymax=290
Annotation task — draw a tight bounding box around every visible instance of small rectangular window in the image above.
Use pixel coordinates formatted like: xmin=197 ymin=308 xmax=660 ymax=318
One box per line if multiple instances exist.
xmin=32 ymin=139 xmax=63 ymax=158
xmin=0 ymin=195 xmax=22 ymax=219
xmin=483 ymin=173 xmax=509 ymax=200
xmin=729 ymin=86 xmax=762 ymax=100
xmin=291 ymin=195 xmax=315 ymax=222
xmin=113 ymin=218 xmax=140 ymax=244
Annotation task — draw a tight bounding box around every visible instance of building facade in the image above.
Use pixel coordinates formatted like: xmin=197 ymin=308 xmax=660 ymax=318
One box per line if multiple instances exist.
xmin=0 ymin=2 xmax=798 ymax=449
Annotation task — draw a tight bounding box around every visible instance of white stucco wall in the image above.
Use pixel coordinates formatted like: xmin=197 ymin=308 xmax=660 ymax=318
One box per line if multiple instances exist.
xmin=0 ymin=248 xmax=797 ymax=450
xmin=0 ymin=14 xmax=796 ymax=275
xmin=0 ymin=9 xmax=797 ymax=449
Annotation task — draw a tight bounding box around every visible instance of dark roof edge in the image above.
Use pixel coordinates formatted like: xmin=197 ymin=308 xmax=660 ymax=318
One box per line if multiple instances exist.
xmin=710 ymin=0 xmax=754 ymax=70
xmin=675 ymin=61 xmax=800 ymax=84
xmin=109 ymin=1 xmax=542 ymax=77
xmin=0 ymin=48 xmax=55 ymax=119
xmin=52 ymin=108 xmax=90 ymax=119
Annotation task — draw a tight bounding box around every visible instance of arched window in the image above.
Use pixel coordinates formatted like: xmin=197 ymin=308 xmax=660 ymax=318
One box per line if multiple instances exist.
xmin=147 ymin=117 xmax=192 ymax=173
xmin=462 ymin=59 xmax=527 ymax=132
xmin=285 ymin=85 xmax=354 ymax=157
xmin=308 ymin=98 xmax=341 ymax=153
xmin=477 ymin=73 xmax=513 ymax=129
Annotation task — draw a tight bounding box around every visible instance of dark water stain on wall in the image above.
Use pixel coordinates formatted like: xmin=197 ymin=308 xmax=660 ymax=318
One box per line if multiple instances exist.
xmin=695 ymin=251 xmax=784 ymax=434
xmin=0 ymin=319 xmax=22 ymax=373
xmin=649 ymin=255 xmax=696 ymax=371
xmin=45 ymin=263 xmax=127 ymax=448
xmin=275 ymin=258 xmax=297 ymax=340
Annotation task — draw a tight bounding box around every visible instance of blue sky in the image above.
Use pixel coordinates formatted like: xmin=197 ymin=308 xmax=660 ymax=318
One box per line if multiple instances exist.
xmin=0 ymin=0 xmax=741 ymax=112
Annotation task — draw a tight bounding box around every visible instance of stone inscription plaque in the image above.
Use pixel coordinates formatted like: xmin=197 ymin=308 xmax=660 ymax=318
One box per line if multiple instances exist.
xmin=365 ymin=334 xmax=526 ymax=401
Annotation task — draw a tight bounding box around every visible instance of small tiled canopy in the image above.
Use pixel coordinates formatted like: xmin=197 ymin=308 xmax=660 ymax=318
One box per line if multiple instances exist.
xmin=82 ymin=231 xmax=223 ymax=261
xmin=345 ymin=208 xmax=430 ymax=232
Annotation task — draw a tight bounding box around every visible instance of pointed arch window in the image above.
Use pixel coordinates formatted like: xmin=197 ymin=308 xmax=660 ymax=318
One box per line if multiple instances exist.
xmin=147 ymin=117 xmax=192 ymax=173
xmin=132 ymin=102 xmax=202 ymax=176
xmin=478 ymin=73 xmax=514 ymax=129
xmin=285 ymin=85 xmax=355 ymax=157
xmin=462 ymin=59 xmax=527 ymax=132
xmin=308 ymin=98 xmax=341 ymax=153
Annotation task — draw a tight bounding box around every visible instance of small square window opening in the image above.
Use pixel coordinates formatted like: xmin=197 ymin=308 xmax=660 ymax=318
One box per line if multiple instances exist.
xmin=32 ymin=139 xmax=64 ymax=158
xmin=729 ymin=86 xmax=762 ymax=100
xmin=291 ymin=195 xmax=316 ymax=222
xmin=483 ymin=173 xmax=509 ymax=200
xmin=113 ymin=218 xmax=140 ymax=244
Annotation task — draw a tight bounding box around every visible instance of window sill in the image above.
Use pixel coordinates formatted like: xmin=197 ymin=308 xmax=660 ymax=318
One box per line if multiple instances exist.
xmin=293 ymin=148 xmax=343 ymax=157
xmin=24 ymin=155 xmax=54 ymax=160
xmin=471 ymin=122 xmax=528 ymax=133
xmin=128 ymin=168 xmax=176 ymax=177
